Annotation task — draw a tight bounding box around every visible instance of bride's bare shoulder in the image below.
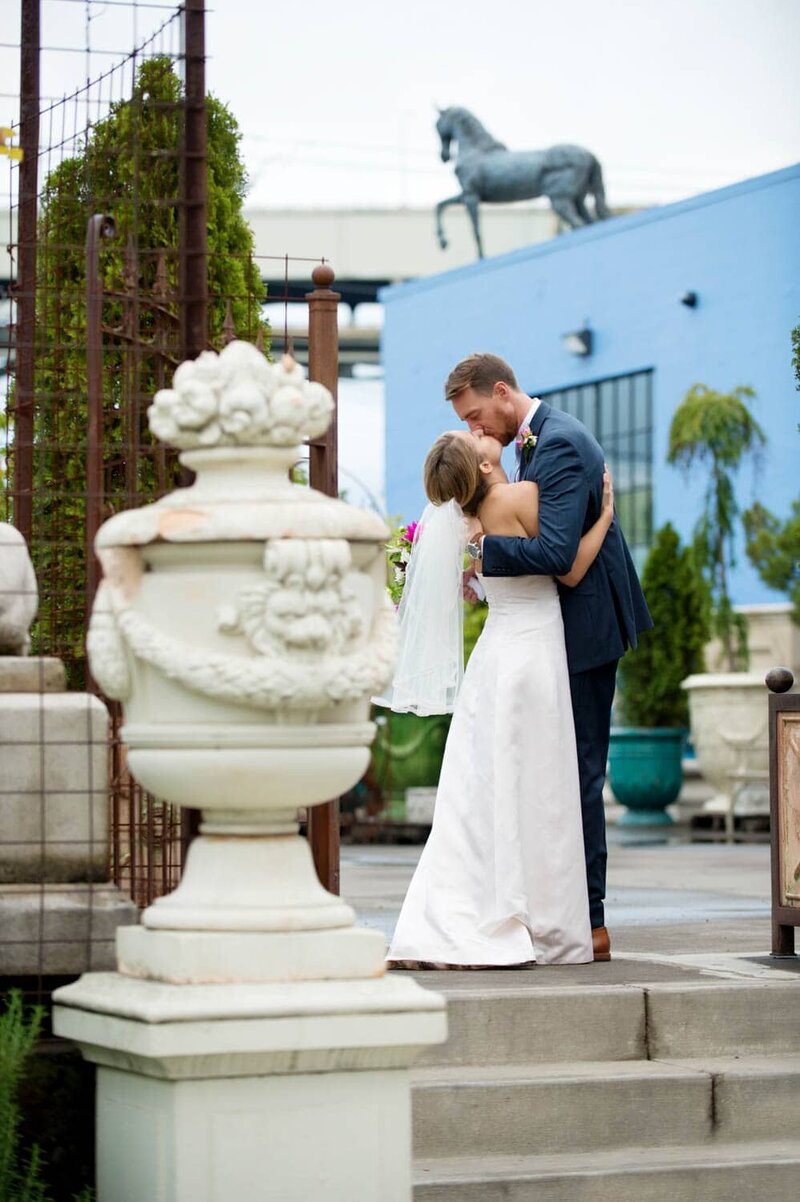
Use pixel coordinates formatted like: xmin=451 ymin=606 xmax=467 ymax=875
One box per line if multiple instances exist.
xmin=484 ymin=480 xmax=537 ymax=513
xmin=480 ymin=481 xmax=538 ymax=537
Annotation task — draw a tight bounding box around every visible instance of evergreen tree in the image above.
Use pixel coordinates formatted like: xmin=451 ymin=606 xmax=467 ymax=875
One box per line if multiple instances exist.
xmin=617 ymin=523 xmax=709 ymax=728
xmin=25 ymin=57 xmax=267 ymax=683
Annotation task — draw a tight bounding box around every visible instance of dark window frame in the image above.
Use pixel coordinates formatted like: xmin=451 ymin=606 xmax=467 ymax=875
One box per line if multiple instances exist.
xmin=534 ymin=370 xmax=654 ymax=570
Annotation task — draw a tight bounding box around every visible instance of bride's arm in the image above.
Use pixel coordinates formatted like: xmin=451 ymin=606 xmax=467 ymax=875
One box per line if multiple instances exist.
xmin=556 ymin=467 xmax=614 ymax=587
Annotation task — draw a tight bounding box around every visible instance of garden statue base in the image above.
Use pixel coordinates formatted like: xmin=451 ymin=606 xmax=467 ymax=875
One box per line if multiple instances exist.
xmin=1 ymin=882 xmax=136 ymax=975
xmin=0 ymin=666 xmax=109 ymax=883
xmin=54 ymin=816 xmax=447 ymax=1200
xmin=54 ymin=953 xmax=445 ymax=1202
xmin=0 ymin=656 xmax=137 ymax=975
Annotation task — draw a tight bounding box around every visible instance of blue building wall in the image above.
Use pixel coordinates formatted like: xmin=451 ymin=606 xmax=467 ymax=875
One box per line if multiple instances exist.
xmin=381 ymin=165 xmax=800 ymax=605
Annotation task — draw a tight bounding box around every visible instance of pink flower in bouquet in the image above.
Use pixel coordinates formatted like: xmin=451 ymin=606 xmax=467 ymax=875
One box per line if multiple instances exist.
xmin=404 ymin=520 xmax=419 ymax=546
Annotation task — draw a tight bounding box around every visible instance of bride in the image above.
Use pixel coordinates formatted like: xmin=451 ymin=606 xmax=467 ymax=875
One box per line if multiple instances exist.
xmin=376 ymin=430 xmax=614 ymax=968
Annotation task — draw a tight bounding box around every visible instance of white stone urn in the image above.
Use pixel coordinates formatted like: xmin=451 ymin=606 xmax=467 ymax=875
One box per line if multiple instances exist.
xmin=53 ymin=342 xmax=446 ymax=1202
xmin=683 ymin=672 xmax=770 ymax=822
xmin=79 ymin=340 xmax=399 ymax=979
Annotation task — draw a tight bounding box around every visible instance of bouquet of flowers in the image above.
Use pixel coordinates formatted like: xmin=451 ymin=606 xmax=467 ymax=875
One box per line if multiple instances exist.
xmin=386 ymin=519 xmax=419 ymax=606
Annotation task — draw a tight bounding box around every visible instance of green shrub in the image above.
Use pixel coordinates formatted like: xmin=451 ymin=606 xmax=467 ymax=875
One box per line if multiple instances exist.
xmin=0 ymin=991 xmax=49 ymax=1202
xmin=743 ymin=498 xmax=800 ymax=625
xmin=617 ymin=523 xmax=709 ymax=728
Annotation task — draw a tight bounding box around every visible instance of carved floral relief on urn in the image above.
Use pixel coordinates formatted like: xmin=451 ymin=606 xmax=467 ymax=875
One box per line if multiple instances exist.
xmin=85 ymin=341 xmax=396 ymax=969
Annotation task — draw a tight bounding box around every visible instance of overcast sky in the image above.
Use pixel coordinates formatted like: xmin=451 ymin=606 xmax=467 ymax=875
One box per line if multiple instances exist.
xmin=4 ymin=0 xmax=800 ymax=210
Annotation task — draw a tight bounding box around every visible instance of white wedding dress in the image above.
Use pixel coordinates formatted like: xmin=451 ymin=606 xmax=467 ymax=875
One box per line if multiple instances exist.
xmin=387 ymin=573 xmax=593 ymax=966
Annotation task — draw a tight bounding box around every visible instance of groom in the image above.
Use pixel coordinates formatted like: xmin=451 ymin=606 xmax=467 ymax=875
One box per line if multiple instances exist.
xmin=446 ymin=352 xmax=652 ymax=961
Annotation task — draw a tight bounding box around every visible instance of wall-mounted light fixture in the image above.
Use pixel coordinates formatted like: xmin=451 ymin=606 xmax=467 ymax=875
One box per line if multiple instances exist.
xmin=680 ymin=291 xmax=698 ymax=308
xmin=562 ymin=327 xmax=593 ymax=356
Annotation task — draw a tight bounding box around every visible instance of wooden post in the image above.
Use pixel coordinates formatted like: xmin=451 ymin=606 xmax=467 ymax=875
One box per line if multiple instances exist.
xmin=306 ymin=263 xmax=341 ymax=894
xmin=768 ymin=667 xmax=800 ymax=956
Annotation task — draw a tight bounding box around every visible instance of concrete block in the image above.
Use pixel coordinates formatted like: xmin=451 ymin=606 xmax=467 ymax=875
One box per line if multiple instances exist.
xmin=0 ymin=692 xmax=109 ymax=882
xmin=0 ymin=883 xmax=137 ymax=974
xmin=94 ymin=1065 xmax=417 ymax=1202
xmin=406 ymin=788 xmax=436 ymax=824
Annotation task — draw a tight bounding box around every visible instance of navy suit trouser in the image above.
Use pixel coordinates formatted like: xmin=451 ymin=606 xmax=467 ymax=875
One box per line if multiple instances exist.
xmin=568 ymin=659 xmax=618 ymax=930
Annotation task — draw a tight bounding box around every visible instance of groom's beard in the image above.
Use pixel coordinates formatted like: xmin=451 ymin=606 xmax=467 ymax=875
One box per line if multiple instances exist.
xmin=501 ymin=421 xmax=519 ymax=446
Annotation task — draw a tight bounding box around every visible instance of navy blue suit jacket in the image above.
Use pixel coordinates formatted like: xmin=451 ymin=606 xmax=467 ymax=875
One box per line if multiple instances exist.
xmin=481 ymin=402 xmax=653 ymax=675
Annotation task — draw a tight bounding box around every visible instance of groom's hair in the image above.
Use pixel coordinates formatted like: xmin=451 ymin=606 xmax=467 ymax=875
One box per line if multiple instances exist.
xmin=424 ymin=432 xmax=488 ymax=516
xmin=445 ymin=353 xmax=518 ymax=401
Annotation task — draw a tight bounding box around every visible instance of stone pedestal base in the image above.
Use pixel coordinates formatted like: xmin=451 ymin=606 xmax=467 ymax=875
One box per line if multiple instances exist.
xmin=0 ymin=883 xmax=137 ymax=974
xmin=0 ymin=687 xmax=110 ymax=883
xmin=0 ymin=656 xmax=65 ymax=693
xmin=54 ymin=971 xmax=446 ymax=1202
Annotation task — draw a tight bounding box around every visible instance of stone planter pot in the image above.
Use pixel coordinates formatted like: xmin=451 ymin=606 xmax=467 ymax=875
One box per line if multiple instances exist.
xmin=608 ymin=728 xmax=687 ymax=825
xmin=682 ymin=672 xmax=770 ymax=821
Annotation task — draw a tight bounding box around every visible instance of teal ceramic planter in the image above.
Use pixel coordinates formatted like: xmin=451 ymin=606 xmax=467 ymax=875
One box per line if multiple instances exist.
xmin=608 ymin=728 xmax=688 ymax=826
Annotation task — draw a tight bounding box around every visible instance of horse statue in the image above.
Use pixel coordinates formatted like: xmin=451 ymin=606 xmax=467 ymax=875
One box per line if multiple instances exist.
xmin=435 ymin=106 xmax=610 ymax=259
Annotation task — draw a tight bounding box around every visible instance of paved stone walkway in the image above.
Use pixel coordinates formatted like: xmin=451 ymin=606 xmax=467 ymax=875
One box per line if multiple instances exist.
xmin=341 ymin=828 xmax=800 ymax=986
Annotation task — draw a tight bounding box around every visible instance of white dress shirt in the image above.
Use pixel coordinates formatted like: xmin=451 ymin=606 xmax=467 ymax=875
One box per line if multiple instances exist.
xmin=514 ymin=396 xmax=542 ymax=481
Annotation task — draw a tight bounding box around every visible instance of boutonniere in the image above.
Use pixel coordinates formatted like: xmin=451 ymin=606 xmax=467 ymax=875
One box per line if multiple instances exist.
xmin=516 ymin=426 xmax=538 ymax=454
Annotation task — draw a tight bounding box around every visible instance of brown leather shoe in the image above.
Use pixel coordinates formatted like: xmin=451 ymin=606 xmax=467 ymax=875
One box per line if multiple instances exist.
xmin=592 ymin=926 xmax=611 ymax=962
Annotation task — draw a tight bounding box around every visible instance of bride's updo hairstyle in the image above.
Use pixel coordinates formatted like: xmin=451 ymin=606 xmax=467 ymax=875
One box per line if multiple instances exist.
xmin=423 ymin=432 xmax=488 ymax=516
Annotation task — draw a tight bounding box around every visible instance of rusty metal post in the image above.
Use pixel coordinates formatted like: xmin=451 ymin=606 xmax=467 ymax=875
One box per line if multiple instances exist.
xmin=86 ymin=214 xmax=116 ymax=619
xmin=12 ymin=0 xmax=40 ymax=542
xmin=178 ymin=0 xmax=208 ymax=850
xmin=306 ymin=263 xmax=342 ymax=894
xmin=768 ymin=667 xmax=800 ymax=956
xmin=179 ymin=0 xmax=208 ymax=362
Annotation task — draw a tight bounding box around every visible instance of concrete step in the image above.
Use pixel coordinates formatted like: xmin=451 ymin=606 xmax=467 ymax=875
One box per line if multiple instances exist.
xmin=646 ymin=981 xmax=800 ymax=1058
xmin=412 ymin=1055 xmax=800 ymax=1159
xmin=674 ymin=1054 xmax=800 ymax=1143
xmin=413 ymin=1140 xmax=800 ymax=1201
xmin=413 ymin=1060 xmax=709 ymax=1159
xmin=419 ymin=980 xmax=800 ymax=1068
xmin=417 ymin=985 xmax=646 ymax=1067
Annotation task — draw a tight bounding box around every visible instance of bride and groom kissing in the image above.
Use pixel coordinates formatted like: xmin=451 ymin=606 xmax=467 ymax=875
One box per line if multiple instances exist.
xmin=376 ymin=352 xmax=652 ymax=968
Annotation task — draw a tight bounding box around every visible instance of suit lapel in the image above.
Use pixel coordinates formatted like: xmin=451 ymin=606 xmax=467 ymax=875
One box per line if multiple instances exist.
xmin=521 ymin=401 xmax=551 ymax=476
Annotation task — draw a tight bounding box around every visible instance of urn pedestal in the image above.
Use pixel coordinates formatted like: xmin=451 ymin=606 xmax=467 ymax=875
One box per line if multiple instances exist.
xmin=53 ymin=343 xmax=446 ymax=1201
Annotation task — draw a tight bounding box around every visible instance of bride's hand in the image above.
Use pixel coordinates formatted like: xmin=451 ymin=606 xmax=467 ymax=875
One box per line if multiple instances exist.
xmin=463 ymin=567 xmax=480 ymax=602
xmin=602 ymin=464 xmax=614 ymax=521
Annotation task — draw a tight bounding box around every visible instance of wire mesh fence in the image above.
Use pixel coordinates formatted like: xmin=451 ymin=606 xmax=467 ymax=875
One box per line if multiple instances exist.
xmin=1 ymin=2 xmax=340 ymax=974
